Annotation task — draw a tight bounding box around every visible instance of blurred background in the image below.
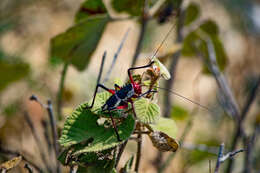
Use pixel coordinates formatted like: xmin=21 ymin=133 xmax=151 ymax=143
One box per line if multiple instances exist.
xmin=0 ymin=0 xmax=259 ymax=172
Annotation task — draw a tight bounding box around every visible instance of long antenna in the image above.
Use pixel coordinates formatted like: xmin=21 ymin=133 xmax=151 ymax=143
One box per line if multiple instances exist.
xmin=141 ymin=84 xmax=213 ymax=113
xmin=149 ymin=23 xmax=176 ymax=60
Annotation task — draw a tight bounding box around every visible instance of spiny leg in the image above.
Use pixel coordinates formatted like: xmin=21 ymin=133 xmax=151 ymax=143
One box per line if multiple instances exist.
xmin=85 ymin=84 xmax=115 ymax=109
xmin=137 ymin=90 xmax=157 ymax=98
xmin=128 ymin=61 xmax=155 ymax=83
xmin=85 ymin=51 xmax=109 ymax=109
xmin=130 ymin=99 xmax=137 ymax=119
xmin=109 ymin=110 xmax=121 ymax=141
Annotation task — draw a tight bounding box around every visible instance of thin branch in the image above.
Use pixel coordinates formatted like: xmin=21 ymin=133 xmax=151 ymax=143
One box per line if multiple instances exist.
xmin=40 ymin=120 xmax=52 ymax=154
xmin=29 ymin=95 xmax=60 ymax=173
xmin=194 ymin=37 xmax=240 ymax=120
xmin=215 ymin=143 xmax=244 ymax=173
xmin=214 ymin=143 xmax=224 ymax=173
xmin=115 ymin=140 xmax=128 ymax=168
xmin=225 ymin=75 xmax=260 ymax=173
xmin=23 ymin=112 xmax=52 ymax=172
xmin=46 ymin=100 xmax=60 ymax=173
xmin=209 ymin=160 xmax=212 ymax=173
xmin=103 ymin=28 xmax=130 ymax=83
xmin=57 ymin=61 xmax=69 ymax=121
xmin=134 ymin=134 xmax=143 ymax=173
xmin=220 ymin=149 xmax=244 ymax=163
xmin=243 ymin=124 xmax=260 ymax=173
xmin=207 ymin=38 xmax=240 ymax=119
xmin=131 ymin=0 xmax=149 ymax=67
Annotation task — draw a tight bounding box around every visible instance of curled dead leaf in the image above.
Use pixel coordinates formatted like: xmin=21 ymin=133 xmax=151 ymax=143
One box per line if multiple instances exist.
xmin=149 ymin=131 xmax=179 ymax=152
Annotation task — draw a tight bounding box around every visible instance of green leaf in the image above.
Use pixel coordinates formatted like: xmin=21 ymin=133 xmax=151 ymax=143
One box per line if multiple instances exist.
xmin=202 ymin=35 xmax=228 ymax=74
xmin=188 ymin=150 xmax=215 ymax=165
xmin=182 ymin=20 xmax=228 ymax=73
xmin=85 ymin=157 xmax=115 ymax=173
xmin=150 ymin=117 xmax=177 ymax=138
xmin=184 ymin=2 xmax=200 ymax=26
xmin=111 ymin=0 xmax=144 ymax=16
xmin=0 ymin=53 xmax=30 ymax=92
xmin=111 ymin=168 xmax=117 ymax=173
xmin=134 ymin=98 xmax=160 ymax=124
xmin=171 ymin=105 xmax=189 ymax=120
xmin=50 ymin=16 xmax=109 ymax=71
xmin=59 ymin=104 xmax=135 ymax=154
xmin=200 ymin=20 xmax=219 ymax=36
xmin=75 ymin=0 xmax=107 ymax=23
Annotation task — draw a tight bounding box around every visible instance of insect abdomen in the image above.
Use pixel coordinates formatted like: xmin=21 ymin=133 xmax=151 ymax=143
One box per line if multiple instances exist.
xmin=102 ymin=84 xmax=134 ymax=111
xmin=116 ymin=84 xmax=134 ymax=100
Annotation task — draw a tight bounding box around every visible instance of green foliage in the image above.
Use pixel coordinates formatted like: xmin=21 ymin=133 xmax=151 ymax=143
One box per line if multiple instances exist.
xmin=59 ymin=103 xmax=135 ymax=155
xmin=150 ymin=117 xmax=177 ymax=138
xmin=184 ymin=2 xmax=200 ymax=26
xmin=171 ymin=105 xmax=189 ymax=121
xmin=134 ymin=98 xmax=160 ymax=124
xmin=182 ymin=20 xmax=228 ymax=74
xmin=111 ymin=0 xmax=144 ymax=16
xmin=75 ymin=0 xmax=107 ymax=23
xmin=50 ymin=16 xmax=109 ymax=71
xmin=0 ymin=52 xmax=30 ymax=92
xmin=188 ymin=150 xmax=215 ymax=165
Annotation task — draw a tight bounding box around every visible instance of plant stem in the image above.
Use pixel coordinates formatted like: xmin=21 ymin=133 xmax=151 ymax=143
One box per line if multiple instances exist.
xmin=134 ymin=133 xmax=143 ymax=173
xmin=46 ymin=100 xmax=60 ymax=173
xmin=131 ymin=11 xmax=148 ymax=67
xmin=103 ymin=28 xmax=130 ymax=83
xmin=57 ymin=62 xmax=69 ymax=121
xmin=23 ymin=112 xmax=52 ymax=173
xmin=115 ymin=140 xmax=128 ymax=168
xmin=225 ymin=75 xmax=260 ymax=173
xmin=214 ymin=143 xmax=224 ymax=173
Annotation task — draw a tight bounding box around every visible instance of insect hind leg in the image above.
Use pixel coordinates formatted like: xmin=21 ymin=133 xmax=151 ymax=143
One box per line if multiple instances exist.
xmin=108 ymin=111 xmax=122 ymax=141
xmin=84 ymin=84 xmax=115 ymax=109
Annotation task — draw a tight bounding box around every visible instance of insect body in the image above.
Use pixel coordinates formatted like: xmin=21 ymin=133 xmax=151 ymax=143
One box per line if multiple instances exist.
xmin=101 ymin=83 xmax=135 ymax=111
xmin=85 ymin=58 xmax=155 ymax=141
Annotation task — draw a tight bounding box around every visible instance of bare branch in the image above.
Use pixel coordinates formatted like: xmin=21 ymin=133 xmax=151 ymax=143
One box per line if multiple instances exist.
xmin=220 ymin=149 xmax=244 ymax=163
xmin=134 ymin=134 xmax=143 ymax=172
xmin=115 ymin=140 xmax=128 ymax=168
xmin=23 ymin=112 xmax=52 ymax=172
xmin=214 ymin=143 xmax=244 ymax=173
xmin=46 ymin=100 xmax=60 ymax=173
xmin=57 ymin=62 xmax=69 ymax=120
xmin=103 ymin=28 xmax=130 ymax=83
xmin=226 ymin=75 xmax=260 ymax=173
xmin=214 ymin=143 xmax=224 ymax=173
